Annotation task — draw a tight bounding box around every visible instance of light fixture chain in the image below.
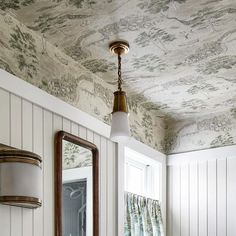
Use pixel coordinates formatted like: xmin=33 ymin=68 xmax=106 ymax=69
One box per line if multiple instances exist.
xmin=118 ymin=53 xmax=122 ymax=91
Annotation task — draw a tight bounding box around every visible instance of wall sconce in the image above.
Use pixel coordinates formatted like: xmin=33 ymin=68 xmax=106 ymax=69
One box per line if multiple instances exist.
xmin=0 ymin=144 xmax=42 ymax=209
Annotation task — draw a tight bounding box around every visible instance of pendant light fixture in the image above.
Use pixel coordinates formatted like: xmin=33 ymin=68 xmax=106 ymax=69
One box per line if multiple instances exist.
xmin=109 ymin=41 xmax=130 ymax=143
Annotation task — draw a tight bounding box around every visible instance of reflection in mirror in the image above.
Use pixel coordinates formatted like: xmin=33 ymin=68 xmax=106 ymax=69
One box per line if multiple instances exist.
xmin=63 ymin=181 xmax=87 ymax=235
xmin=55 ymin=131 xmax=99 ymax=236
xmin=62 ymin=140 xmax=93 ymax=236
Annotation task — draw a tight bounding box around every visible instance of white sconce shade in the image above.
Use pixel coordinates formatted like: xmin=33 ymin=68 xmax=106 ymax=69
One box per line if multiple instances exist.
xmin=0 ymin=145 xmax=42 ymax=209
xmin=110 ymin=111 xmax=130 ymax=143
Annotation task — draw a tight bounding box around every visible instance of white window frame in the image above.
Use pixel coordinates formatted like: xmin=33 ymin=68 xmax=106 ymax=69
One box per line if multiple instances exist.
xmin=117 ymin=141 xmax=166 ymax=236
xmin=125 ymin=148 xmax=162 ymax=200
xmin=125 ymin=156 xmax=147 ymax=197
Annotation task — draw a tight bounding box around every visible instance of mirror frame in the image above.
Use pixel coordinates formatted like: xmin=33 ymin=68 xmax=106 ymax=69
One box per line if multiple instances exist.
xmin=55 ymin=131 xmax=99 ymax=236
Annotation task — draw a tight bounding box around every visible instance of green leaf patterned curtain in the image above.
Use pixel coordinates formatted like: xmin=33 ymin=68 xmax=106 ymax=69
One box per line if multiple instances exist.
xmin=124 ymin=192 xmax=164 ymax=236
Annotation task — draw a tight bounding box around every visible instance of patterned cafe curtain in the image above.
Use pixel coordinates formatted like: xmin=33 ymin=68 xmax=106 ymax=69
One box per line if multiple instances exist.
xmin=124 ymin=192 xmax=164 ymax=236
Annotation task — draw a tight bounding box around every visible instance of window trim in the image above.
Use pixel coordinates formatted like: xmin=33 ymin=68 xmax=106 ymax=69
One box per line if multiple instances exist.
xmin=125 ymin=149 xmax=161 ymax=200
xmin=117 ymin=141 xmax=166 ymax=236
xmin=125 ymin=157 xmax=147 ymax=197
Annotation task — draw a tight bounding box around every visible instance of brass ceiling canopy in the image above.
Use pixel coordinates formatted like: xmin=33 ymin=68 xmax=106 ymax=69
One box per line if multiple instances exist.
xmin=109 ymin=41 xmax=129 ymax=55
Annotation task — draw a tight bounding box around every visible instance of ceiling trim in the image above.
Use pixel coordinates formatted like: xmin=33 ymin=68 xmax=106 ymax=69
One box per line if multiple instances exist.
xmin=168 ymin=144 xmax=236 ymax=166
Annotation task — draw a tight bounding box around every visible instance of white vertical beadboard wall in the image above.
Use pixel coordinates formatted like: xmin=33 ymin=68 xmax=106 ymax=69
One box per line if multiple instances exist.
xmin=0 ymin=70 xmax=166 ymax=236
xmin=167 ymin=146 xmax=236 ymax=236
xmin=0 ymin=87 xmax=117 ymax=236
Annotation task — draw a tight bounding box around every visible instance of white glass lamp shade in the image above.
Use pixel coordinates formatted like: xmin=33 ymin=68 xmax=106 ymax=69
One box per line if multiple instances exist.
xmin=110 ymin=111 xmax=130 ymax=143
xmin=0 ymin=147 xmax=42 ymax=209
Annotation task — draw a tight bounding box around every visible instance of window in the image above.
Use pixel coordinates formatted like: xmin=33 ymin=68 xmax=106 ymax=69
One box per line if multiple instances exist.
xmin=124 ymin=147 xmax=161 ymax=200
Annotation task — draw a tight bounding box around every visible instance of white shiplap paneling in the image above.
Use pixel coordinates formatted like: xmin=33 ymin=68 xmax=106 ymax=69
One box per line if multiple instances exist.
xmin=227 ymin=157 xmax=236 ymax=236
xmin=0 ymin=71 xmax=166 ymax=236
xmin=0 ymin=87 xmax=117 ymax=236
xmin=167 ymin=146 xmax=236 ymax=236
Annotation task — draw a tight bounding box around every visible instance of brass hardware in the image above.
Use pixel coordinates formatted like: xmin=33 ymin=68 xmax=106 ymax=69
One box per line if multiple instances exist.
xmin=0 ymin=144 xmax=42 ymax=209
xmin=109 ymin=41 xmax=129 ymax=113
xmin=0 ymin=147 xmax=42 ymax=167
xmin=109 ymin=40 xmax=130 ymax=140
xmin=0 ymin=157 xmax=41 ymax=167
xmin=0 ymin=196 xmax=42 ymax=209
xmin=109 ymin=40 xmax=130 ymax=92
xmin=112 ymin=90 xmax=128 ymax=113
xmin=109 ymin=41 xmax=129 ymax=55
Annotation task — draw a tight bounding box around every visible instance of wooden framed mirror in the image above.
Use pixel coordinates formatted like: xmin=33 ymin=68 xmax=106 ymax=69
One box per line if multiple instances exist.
xmin=55 ymin=131 xmax=99 ymax=236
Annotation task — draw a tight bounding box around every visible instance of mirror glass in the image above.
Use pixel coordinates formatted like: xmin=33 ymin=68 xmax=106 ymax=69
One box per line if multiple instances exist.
xmin=55 ymin=131 xmax=99 ymax=236
xmin=62 ymin=140 xmax=93 ymax=236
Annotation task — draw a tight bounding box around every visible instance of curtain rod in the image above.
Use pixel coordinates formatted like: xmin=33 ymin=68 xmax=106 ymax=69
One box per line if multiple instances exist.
xmin=124 ymin=191 xmax=160 ymax=203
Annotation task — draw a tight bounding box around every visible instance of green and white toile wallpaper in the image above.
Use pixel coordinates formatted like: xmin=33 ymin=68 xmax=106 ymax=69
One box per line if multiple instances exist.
xmin=164 ymin=109 xmax=236 ymax=153
xmin=0 ymin=10 xmax=166 ymax=152
xmin=0 ymin=0 xmax=236 ymax=153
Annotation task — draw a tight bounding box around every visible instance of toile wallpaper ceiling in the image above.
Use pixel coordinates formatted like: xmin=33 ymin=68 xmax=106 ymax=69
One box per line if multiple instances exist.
xmin=164 ymin=108 xmax=236 ymax=153
xmin=0 ymin=10 xmax=166 ymax=152
xmin=0 ymin=0 xmax=236 ymax=153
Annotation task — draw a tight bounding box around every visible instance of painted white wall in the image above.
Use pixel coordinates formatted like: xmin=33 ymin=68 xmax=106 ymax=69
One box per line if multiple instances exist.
xmin=167 ymin=145 xmax=236 ymax=236
xmin=0 ymin=84 xmax=116 ymax=235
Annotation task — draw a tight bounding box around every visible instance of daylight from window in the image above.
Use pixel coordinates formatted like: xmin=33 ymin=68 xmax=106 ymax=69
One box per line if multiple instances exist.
xmin=124 ymin=147 xmax=161 ymax=200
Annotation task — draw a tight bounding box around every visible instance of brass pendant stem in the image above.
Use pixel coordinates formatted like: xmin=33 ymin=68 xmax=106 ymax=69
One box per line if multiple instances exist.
xmin=109 ymin=41 xmax=130 ymax=113
xmin=109 ymin=41 xmax=129 ymax=91
xmin=118 ymin=54 xmax=122 ymax=91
